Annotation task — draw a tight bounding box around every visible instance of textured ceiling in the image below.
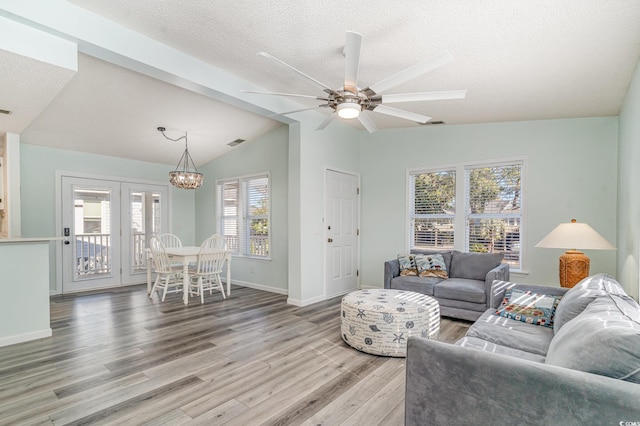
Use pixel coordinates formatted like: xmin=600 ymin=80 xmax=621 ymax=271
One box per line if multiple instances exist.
xmin=3 ymin=0 xmax=640 ymax=164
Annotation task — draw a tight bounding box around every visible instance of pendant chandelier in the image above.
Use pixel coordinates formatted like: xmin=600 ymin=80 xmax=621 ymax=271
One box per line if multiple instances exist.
xmin=157 ymin=127 xmax=204 ymax=190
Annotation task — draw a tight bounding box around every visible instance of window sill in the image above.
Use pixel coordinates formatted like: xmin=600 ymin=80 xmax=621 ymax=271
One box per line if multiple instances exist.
xmin=231 ymin=254 xmax=272 ymax=262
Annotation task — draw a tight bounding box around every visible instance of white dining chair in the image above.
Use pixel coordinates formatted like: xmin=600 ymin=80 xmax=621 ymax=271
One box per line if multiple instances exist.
xmin=158 ymin=233 xmax=184 ymax=268
xmin=201 ymin=234 xmax=225 ymax=250
xmin=158 ymin=233 xmax=182 ymax=248
xmin=189 ymin=245 xmax=227 ymax=304
xmin=149 ymin=237 xmax=183 ymax=301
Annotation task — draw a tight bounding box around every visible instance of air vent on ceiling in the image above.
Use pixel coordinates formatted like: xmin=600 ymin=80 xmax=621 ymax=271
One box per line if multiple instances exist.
xmin=421 ymin=120 xmax=445 ymax=125
xmin=227 ymin=138 xmax=245 ymax=147
xmin=0 ymin=109 xmax=11 ymax=115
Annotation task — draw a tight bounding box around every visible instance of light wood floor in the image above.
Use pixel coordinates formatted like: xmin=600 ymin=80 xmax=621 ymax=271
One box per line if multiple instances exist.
xmin=0 ymin=285 xmax=471 ymax=425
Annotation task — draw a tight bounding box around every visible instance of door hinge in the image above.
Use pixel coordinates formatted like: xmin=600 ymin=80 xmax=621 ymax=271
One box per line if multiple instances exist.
xmin=357 ymin=269 xmax=359 ymax=277
xmin=357 ymin=229 xmax=359 ymax=236
xmin=357 ymin=187 xmax=360 ymax=195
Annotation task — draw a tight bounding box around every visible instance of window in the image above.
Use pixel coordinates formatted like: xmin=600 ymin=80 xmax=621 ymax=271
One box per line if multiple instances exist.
xmin=409 ymin=160 xmax=524 ymax=269
xmin=217 ymin=174 xmax=270 ymax=258
xmin=465 ymin=162 xmax=522 ymax=268
xmin=409 ymin=169 xmax=456 ymax=250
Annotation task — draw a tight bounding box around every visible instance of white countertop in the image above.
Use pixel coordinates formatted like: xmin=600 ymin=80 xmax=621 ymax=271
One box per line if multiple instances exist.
xmin=0 ymin=237 xmax=64 ymax=243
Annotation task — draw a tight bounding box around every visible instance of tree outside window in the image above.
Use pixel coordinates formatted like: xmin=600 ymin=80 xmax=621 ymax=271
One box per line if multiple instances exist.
xmin=409 ymin=160 xmax=523 ymax=269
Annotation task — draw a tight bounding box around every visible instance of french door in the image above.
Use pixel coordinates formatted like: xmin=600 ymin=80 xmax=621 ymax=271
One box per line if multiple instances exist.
xmin=325 ymin=169 xmax=359 ymax=298
xmin=60 ymin=176 xmax=168 ymax=293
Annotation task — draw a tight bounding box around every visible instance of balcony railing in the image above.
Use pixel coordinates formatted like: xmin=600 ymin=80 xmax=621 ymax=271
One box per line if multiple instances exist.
xmin=224 ymin=235 xmax=269 ymax=257
xmin=75 ymin=233 xmax=111 ymax=278
xmin=132 ymin=232 xmax=146 ymax=271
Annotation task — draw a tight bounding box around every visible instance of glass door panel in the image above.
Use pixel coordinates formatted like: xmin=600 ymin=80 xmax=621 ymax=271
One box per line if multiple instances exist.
xmin=62 ymin=177 xmax=121 ymax=291
xmin=122 ymin=183 xmax=168 ymax=285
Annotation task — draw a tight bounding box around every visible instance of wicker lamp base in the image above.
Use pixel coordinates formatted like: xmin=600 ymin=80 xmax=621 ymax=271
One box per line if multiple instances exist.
xmin=559 ymin=250 xmax=590 ymax=288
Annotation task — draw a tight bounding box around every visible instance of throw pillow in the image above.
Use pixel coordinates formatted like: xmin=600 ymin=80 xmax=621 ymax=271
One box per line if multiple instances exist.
xmin=415 ymin=254 xmax=448 ymax=279
xmin=495 ymin=288 xmax=562 ymax=328
xmin=397 ymin=254 xmax=418 ymax=276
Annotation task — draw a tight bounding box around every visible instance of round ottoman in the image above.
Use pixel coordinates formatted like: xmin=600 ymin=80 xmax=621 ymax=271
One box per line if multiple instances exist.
xmin=340 ymin=289 xmax=440 ymax=357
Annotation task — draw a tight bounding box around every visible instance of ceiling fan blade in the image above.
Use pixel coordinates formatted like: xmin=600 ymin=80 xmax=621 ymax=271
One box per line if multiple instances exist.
xmin=366 ymin=51 xmax=454 ymax=95
xmin=357 ymin=111 xmax=379 ymax=133
xmin=373 ymin=105 xmax=431 ymax=124
xmin=381 ymin=90 xmax=467 ymax=103
xmin=344 ymin=31 xmax=362 ymax=94
xmin=316 ymin=113 xmax=336 ymax=130
xmin=258 ymin=52 xmax=334 ymax=93
xmin=241 ymin=90 xmax=329 ymax=101
xmin=267 ymin=105 xmax=327 ymax=118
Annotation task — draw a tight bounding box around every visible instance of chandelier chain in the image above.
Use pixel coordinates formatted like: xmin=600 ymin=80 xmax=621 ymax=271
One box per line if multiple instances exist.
xmin=157 ymin=127 xmax=204 ymax=190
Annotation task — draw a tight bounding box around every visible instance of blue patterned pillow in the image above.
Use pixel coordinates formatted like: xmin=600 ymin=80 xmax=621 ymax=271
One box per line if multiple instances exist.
xmin=496 ymin=289 xmax=562 ymax=328
xmin=397 ymin=254 xmax=418 ymax=276
xmin=415 ymin=254 xmax=448 ymax=278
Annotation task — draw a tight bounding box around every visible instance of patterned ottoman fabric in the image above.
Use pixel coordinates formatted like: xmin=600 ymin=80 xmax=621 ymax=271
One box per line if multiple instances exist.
xmin=341 ymin=289 xmax=440 ymax=357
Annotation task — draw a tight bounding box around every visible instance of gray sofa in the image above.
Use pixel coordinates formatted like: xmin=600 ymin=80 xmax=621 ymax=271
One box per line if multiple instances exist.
xmin=405 ymin=273 xmax=640 ymax=425
xmin=384 ymin=249 xmax=510 ymax=321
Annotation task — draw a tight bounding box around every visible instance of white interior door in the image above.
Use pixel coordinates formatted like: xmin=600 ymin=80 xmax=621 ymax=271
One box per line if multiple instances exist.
xmin=325 ymin=169 xmax=359 ymax=298
xmin=61 ymin=177 xmax=121 ymax=292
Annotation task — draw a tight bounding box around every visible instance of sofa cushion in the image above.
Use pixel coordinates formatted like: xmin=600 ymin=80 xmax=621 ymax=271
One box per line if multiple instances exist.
xmin=465 ymin=310 xmax=555 ymax=356
xmin=546 ymin=294 xmax=640 ymax=383
xmin=434 ymin=278 xmax=486 ymax=304
xmin=389 ymin=276 xmax=442 ymax=296
xmin=495 ymin=288 xmax=562 ymax=328
xmin=415 ymin=253 xmax=448 ymax=278
xmin=398 ymin=254 xmax=418 ymax=276
xmin=554 ymin=273 xmax=630 ymax=333
xmin=437 ymin=298 xmax=487 ymax=312
xmin=410 ymin=249 xmax=453 ymax=272
xmin=449 ymin=251 xmax=503 ymax=280
xmin=456 ymin=336 xmax=546 ymax=363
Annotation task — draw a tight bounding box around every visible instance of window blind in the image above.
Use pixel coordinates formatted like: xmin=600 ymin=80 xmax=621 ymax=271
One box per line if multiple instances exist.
xmin=465 ymin=162 xmax=522 ymax=268
xmin=409 ymin=169 xmax=456 ymax=250
xmin=217 ymin=174 xmax=270 ymax=258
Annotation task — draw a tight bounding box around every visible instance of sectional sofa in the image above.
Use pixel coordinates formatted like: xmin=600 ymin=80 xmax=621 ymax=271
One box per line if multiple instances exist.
xmin=404 ymin=273 xmax=640 ymax=425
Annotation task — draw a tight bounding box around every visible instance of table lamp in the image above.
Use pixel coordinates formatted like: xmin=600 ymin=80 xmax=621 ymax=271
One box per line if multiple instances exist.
xmin=535 ymin=219 xmax=616 ymax=288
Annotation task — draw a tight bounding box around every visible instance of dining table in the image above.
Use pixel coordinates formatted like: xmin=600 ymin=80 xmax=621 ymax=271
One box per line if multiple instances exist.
xmin=146 ymin=246 xmax=232 ymax=305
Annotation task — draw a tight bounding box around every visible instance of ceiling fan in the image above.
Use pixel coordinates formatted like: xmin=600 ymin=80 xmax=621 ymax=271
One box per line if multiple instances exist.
xmin=243 ymin=31 xmax=466 ymax=133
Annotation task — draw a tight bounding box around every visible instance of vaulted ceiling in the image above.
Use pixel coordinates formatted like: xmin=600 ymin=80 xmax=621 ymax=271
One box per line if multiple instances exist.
xmin=1 ymin=1 xmax=640 ymax=165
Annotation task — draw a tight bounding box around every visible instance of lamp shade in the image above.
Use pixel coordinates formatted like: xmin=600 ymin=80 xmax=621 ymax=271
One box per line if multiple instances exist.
xmin=535 ymin=219 xmax=615 ymax=250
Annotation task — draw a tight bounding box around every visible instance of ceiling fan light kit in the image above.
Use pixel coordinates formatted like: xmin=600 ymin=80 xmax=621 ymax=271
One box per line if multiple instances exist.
xmin=157 ymin=127 xmax=204 ymax=190
xmin=245 ymin=31 xmax=467 ymax=132
xmin=336 ymin=101 xmax=361 ymax=119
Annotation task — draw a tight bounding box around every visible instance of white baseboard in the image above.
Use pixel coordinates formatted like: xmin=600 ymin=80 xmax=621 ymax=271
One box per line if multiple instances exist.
xmin=358 ymin=284 xmax=383 ymax=290
xmin=0 ymin=329 xmax=52 ymax=348
xmin=228 ymin=279 xmax=288 ymax=296
xmin=286 ymin=294 xmax=327 ymax=307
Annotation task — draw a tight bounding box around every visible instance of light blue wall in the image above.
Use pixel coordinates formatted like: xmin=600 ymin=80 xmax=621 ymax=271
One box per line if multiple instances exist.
xmin=195 ymin=125 xmax=289 ymax=294
xmin=19 ymin=143 xmax=196 ymax=290
xmin=617 ymin=59 xmax=640 ymax=300
xmin=0 ymin=241 xmax=51 ymax=346
xmin=291 ymin=114 xmax=362 ymax=304
xmin=359 ymin=117 xmax=619 ymax=288
xmin=16 ymin=115 xmax=626 ymax=299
